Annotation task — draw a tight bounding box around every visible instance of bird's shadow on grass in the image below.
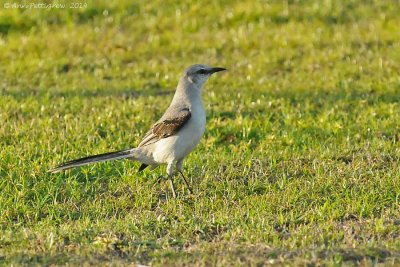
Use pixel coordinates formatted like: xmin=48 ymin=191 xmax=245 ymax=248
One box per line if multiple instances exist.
xmin=1 ymin=87 xmax=174 ymax=101
xmin=211 ymin=88 xmax=400 ymax=119
xmin=3 ymin=86 xmax=400 ymax=104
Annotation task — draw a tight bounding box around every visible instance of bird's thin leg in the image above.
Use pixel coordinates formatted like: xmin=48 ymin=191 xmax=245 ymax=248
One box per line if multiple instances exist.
xmin=154 ymin=175 xmax=163 ymax=184
xmin=178 ymin=170 xmax=193 ymax=194
xmin=176 ymin=160 xmax=193 ymax=194
xmin=168 ymin=175 xmax=177 ymax=198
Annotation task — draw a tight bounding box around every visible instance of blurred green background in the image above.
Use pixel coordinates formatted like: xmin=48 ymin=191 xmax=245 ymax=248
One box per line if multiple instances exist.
xmin=1 ymin=0 xmax=400 ymax=266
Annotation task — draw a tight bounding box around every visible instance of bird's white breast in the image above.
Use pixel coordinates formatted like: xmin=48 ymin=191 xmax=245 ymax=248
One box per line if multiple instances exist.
xmin=152 ymin=100 xmax=206 ymax=164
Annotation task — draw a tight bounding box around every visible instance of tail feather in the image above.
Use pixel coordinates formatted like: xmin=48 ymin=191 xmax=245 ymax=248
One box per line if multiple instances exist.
xmin=48 ymin=149 xmax=134 ymax=173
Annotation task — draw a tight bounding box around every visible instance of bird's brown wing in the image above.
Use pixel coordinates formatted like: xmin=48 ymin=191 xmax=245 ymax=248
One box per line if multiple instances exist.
xmin=138 ymin=107 xmax=191 ymax=147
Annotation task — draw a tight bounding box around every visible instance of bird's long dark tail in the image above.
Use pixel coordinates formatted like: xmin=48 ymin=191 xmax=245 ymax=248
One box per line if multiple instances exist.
xmin=48 ymin=149 xmax=134 ymax=173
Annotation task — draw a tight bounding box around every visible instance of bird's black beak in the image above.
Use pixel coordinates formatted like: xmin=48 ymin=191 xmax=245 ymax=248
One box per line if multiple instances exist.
xmin=208 ymin=67 xmax=227 ymax=74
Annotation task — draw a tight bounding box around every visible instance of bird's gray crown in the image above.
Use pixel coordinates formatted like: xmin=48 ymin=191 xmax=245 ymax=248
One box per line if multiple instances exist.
xmin=184 ymin=64 xmax=211 ymax=75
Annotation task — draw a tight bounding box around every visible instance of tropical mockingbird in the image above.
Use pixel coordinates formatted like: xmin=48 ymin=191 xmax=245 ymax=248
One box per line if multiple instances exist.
xmin=49 ymin=64 xmax=226 ymax=197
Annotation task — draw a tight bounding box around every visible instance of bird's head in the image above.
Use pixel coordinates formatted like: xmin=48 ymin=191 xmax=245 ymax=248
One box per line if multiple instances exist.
xmin=183 ymin=64 xmax=226 ymax=87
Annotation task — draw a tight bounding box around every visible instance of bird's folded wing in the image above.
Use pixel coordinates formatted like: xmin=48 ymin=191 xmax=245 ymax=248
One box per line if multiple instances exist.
xmin=138 ymin=107 xmax=191 ymax=147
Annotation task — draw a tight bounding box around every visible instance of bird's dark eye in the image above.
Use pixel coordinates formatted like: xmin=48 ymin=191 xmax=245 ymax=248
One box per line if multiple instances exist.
xmin=196 ymin=68 xmax=207 ymax=74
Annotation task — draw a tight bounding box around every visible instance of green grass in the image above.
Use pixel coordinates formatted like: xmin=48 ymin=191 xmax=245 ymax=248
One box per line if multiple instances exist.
xmin=1 ymin=0 xmax=400 ymax=265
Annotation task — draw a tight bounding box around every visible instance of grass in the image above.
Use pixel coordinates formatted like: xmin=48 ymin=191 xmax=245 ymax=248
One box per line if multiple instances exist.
xmin=1 ymin=0 xmax=400 ymax=265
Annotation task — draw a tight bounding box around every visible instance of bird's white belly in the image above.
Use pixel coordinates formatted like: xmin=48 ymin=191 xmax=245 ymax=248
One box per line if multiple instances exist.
xmin=152 ymin=108 xmax=206 ymax=164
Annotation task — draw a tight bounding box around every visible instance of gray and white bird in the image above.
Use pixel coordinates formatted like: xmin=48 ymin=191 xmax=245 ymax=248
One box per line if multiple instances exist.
xmin=49 ymin=64 xmax=226 ymax=197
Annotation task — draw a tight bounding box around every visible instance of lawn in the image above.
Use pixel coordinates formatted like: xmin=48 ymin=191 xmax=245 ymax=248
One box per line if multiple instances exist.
xmin=1 ymin=0 xmax=400 ymax=265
